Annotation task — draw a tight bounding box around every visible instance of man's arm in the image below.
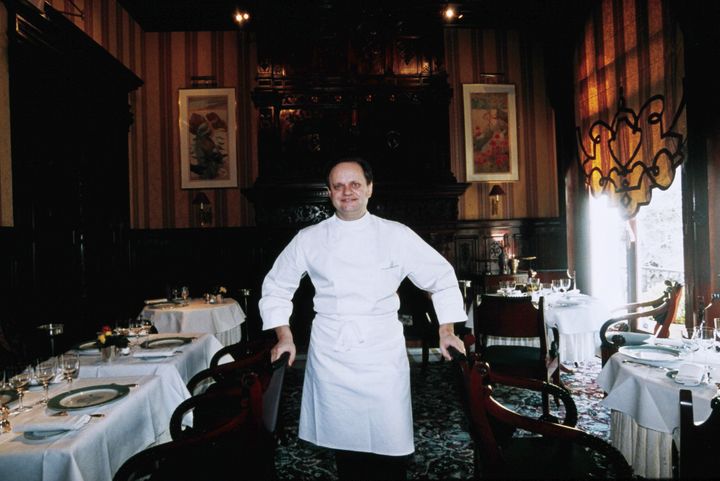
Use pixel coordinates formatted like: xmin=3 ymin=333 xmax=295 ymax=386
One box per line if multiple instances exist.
xmin=438 ymin=322 xmax=466 ymax=360
xmin=272 ymin=325 xmax=297 ymax=366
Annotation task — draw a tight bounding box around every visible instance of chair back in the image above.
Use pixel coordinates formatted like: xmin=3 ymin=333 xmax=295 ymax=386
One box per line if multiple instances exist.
xmin=474 ymin=295 xmax=548 ymax=352
xmin=654 ymin=280 xmax=683 ymax=338
xmin=114 ymin=375 xmax=269 ymax=481
xmin=678 ymin=389 xmax=720 ymax=479
xmin=448 ymin=349 xmax=632 ymax=479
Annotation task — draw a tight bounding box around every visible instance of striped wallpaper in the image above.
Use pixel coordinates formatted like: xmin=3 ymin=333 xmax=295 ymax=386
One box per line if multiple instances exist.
xmin=6 ymin=1 xmax=560 ymax=228
xmin=445 ymin=27 xmax=560 ymax=220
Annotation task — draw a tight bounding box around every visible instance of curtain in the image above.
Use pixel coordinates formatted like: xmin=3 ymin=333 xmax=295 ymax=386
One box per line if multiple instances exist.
xmin=574 ymin=0 xmax=685 ymax=219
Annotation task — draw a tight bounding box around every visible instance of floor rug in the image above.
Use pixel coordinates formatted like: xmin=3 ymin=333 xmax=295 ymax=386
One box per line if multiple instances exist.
xmin=275 ymin=357 xmax=609 ymax=480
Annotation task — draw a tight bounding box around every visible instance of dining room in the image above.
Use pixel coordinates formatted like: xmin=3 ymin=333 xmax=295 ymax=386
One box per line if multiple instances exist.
xmin=1 ymin=0 xmax=720 ymax=479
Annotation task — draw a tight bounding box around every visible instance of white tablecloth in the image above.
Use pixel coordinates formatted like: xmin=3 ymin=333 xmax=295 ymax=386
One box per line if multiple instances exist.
xmin=77 ymin=333 xmax=223 ymax=385
xmin=0 ymin=374 xmax=187 ymax=481
xmin=140 ymin=298 xmax=245 ymax=346
xmin=597 ymin=350 xmax=719 ymax=478
xmin=465 ymin=293 xmax=611 ymax=363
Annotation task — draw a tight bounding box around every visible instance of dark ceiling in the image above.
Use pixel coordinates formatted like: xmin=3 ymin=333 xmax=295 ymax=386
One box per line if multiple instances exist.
xmin=116 ymin=0 xmax=592 ymax=34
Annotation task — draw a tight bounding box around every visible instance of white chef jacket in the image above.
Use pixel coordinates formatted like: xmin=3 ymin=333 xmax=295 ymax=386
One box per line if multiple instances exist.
xmin=259 ymin=212 xmax=467 ymax=455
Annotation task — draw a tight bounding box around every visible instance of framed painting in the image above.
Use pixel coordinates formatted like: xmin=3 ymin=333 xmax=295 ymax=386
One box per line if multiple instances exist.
xmin=179 ymin=88 xmax=238 ymax=189
xmin=462 ymin=83 xmax=519 ymax=182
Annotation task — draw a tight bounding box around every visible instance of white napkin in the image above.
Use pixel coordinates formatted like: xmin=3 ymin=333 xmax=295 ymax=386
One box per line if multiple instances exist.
xmin=674 ymin=363 xmax=706 ymax=385
xmin=13 ymin=414 xmax=90 ymax=433
xmin=132 ymin=349 xmax=177 ymax=358
xmin=144 ymin=298 xmax=168 ymax=305
xmin=567 ymin=289 xmax=582 ymax=296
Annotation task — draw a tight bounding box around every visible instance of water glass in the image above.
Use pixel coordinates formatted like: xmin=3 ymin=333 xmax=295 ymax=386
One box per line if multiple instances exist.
xmin=35 ymin=360 xmax=56 ymax=404
xmin=9 ymin=366 xmax=32 ymax=413
xmin=60 ymin=353 xmax=79 ymax=386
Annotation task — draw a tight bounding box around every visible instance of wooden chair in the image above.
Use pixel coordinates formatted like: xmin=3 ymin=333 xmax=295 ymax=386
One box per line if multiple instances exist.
xmin=473 ymin=294 xmax=561 ymax=416
xmin=184 ymin=347 xmax=290 ymax=439
xmin=113 ymin=374 xmax=271 ymax=481
xmin=676 ymin=389 xmax=720 ymax=479
xmin=448 ymin=348 xmax=633 ymax=479
xmin=599 ymin=280 xmax=683 ymax=365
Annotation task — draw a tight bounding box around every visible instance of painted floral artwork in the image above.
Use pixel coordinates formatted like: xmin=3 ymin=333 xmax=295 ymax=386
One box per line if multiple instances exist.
xmin=186 ymin=96 xmax=230 ymax=180
xmin=463 ymin=84 xmax=518 ymax=182
xmin=179 ymin=88 xmax=237 ymax=189
xmin=469 ymin=92 xmax=510 ymax=174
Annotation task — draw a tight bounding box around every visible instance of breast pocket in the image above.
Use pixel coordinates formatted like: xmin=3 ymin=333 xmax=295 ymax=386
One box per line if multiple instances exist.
xmin=375 ymin=264 xmax=403 ymax=300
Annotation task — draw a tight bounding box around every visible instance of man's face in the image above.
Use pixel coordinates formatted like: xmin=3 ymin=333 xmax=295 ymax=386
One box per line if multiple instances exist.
xmin=328 ymin=162 xmax=373 ymax=221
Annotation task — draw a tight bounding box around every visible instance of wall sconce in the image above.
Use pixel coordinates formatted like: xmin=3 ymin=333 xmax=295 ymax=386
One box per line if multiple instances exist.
xmin=488 ymin=184 xmax=505 ymax=217
xmin=192 ymin=192 xmax=213 ymax=227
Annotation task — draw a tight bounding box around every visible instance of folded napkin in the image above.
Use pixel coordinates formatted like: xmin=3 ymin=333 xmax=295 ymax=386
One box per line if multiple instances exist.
xmin=675 ymin=363 xmax=706 ymax=385
xmin=567 ymin=289 xmax=582 ymax=296
xmin=144 ymin=298 xmax=168 ymax=305
xmin=13 ymin=414 xmax=90 ymax=433
xmin=132 ymin=349 xmax=177 ymax=358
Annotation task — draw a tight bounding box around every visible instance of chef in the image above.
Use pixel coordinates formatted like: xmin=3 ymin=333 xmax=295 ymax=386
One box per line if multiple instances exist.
xmin=259 ymin=157 xmax=467 ymax=480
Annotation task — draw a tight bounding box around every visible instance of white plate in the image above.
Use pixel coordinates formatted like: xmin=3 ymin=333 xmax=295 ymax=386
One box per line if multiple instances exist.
xmin=23 ymin=430 xmax=69 ymax=443
xmin=48 ymin=384 xmax=130 ymax=410
xmin=619 ymin=345 xmax=683 ymax=364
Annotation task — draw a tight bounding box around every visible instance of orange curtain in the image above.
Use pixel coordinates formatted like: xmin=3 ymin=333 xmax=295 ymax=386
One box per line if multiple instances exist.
xmin=574 ymin=0 xmax=685 ymax=219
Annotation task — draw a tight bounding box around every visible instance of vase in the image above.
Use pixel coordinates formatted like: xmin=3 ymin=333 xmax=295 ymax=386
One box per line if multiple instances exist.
xmin=100 ymin=346 xmax=116 ymax=362
xmin=216 ymin=294 xmax=224 ymax=304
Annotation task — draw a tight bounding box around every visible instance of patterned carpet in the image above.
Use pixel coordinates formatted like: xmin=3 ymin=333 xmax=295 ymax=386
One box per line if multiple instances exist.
xmin=274 ymin=355 xmax=609 ymax=480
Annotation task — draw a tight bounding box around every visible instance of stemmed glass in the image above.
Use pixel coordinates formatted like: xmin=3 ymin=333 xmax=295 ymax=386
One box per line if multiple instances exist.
xmin=9 ymin=366 xmax=32 ymax=414
xmin=566 ymin=270 xmax=576 ymax=291
xmin=35 ymin=360 xmax=56 ymax=404
xmin=551 ymin=279 xmax=563 ymax=294
xmin=181 ymin=286 xmax=190 ymax=301
xmin=691 ymin=326 xmax=714 ymax=380
xmin=560 ymin=278 xmax=571 ymax=294
xmin=60 ymin=353 xmax=79 ymax=387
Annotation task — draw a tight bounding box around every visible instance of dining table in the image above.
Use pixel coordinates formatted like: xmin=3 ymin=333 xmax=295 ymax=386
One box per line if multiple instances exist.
xmin=0 ymin=374 xmax=187 ymax=481
xmin=597 ymin=343 xmax=720 ymax=478
xmin=75 ymin=332 xmax=223 ymax=385
xmin=139 ymin=298 xmax=245 ymax=346
xmin=465 ymin=290 xmax=612 ymax=364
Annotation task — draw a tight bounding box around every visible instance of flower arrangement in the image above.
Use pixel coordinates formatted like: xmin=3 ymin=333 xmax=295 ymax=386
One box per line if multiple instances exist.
xmin=214 ymin=286 xmax=227 ymax=296
xmin=96 ymin=326 xmax=129 ymax=349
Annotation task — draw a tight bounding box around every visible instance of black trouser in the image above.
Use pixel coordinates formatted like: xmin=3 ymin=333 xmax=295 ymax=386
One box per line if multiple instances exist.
xmin=334 ymin=450 xmax=410 ymax=481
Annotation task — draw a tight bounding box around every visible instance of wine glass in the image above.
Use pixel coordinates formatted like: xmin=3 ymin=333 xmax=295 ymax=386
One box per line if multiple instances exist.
xmin=9 ymin=366 xmax=32 ymax=413
xmin=692 ymin=326 xmax=714 ymax=379
xmin=566 ymin=270 xmax=576 ymax=291
xmin=181 ymin=286 xmax=190 ymax=301
xmin=35 ymin=360 xmax=56 ymax=404
xmin=551 ymin=279 xmax=563 ymax=294
xmin=560 ymin=278 xmax=571 ymax=294
xmin=60 ymin=353 xmax=79 ymax=386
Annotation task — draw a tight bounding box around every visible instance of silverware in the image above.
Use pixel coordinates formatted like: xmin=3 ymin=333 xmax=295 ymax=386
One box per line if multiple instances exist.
xmin=621 ymin=359 xmax=673 ymax=371
xmin=51 ymin=411 xmax=105 ymax=418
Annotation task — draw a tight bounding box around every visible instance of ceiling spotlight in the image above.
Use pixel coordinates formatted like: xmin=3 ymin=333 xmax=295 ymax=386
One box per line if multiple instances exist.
xmin=444 ymin=6 xmax=456 ymax=20
xmin=233 ymin=9 xmax=250 ymax=25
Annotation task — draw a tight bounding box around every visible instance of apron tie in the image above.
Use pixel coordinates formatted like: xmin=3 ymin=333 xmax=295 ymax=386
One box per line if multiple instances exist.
xmin=333 ymin=319 xmax=365 ymax=352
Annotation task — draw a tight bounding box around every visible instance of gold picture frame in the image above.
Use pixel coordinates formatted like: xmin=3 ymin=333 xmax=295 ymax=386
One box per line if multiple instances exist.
xmin=178 ymin=88 xmax=238 ymax=189
xmin=462 ymin=83 xmax=519 ymax=182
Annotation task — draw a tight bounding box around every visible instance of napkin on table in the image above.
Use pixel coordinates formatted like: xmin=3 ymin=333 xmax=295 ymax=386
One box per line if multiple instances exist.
xmin=144 ymin=298 xmax=168 ymax=305
xmin=674 ymin=363 xmax=706 ymax=385
xmin=13 ymin=414 xmax=90 ymax=433
xmin=132 ymin=349 xmax=177 ymax=358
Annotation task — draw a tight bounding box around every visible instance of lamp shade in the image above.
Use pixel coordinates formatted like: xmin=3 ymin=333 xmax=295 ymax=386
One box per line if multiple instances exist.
xmin=488 ymin=185 xmax=505 ymax=197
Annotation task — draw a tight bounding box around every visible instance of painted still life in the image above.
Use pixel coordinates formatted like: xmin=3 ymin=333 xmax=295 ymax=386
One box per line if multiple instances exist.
xmin=463 ymin=84 xmax=518 ymax=182
xmin=179 ymin=88 xmax=238 ymax=189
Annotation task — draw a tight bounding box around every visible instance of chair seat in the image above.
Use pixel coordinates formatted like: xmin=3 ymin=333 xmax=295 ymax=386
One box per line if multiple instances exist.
xmin=485 ymin=437 xmax=626 ymax=479
xmin=483 ymin=345 xmax=542 ymax=366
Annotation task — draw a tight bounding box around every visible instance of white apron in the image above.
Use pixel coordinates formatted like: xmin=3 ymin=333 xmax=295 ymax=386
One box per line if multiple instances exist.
xmin=260 ymin=213 xmax=467 ymax=456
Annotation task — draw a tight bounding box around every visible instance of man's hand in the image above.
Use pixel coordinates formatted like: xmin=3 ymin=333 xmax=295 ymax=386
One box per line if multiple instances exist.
xmin=272 ymin=325 xmax=296 ymax=366
xmin=438 ymin=323 xmax=466 ymax=361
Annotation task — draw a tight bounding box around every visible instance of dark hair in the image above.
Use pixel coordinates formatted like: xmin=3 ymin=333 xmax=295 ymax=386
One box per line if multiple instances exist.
xmin=324 ymin=157 xmax=374 ymax=187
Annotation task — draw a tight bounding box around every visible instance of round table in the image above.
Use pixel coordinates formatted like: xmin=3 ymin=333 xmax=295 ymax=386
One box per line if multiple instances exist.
xmin=140 ymin=298 xmax=245 ymax=346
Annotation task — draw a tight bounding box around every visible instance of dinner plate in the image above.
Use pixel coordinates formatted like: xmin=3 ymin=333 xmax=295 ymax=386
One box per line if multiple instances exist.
xmin=0 ymin=389 xmax=18 ymax=405
xmin=47 ymin=384 xmax=130 ymax=410
xmin=618 ymin=345 xmax=683 ymax=364
xmin=76 ymin=341 xmax=100 ymax=355
xmin=23 ymin=430 xmax=70 ymax=442
xmin=140 ymin=337 xmax=192 ymax=349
